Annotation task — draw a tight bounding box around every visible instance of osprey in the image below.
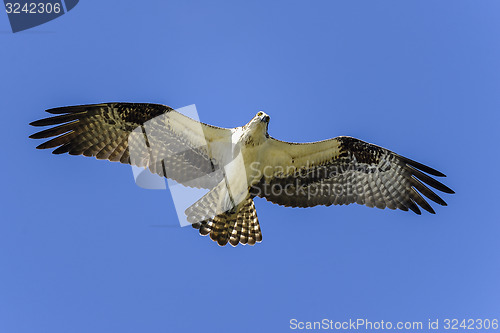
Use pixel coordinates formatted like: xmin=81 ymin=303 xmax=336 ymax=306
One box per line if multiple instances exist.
xmin=30 ymin=103 xmax=454 ymax=246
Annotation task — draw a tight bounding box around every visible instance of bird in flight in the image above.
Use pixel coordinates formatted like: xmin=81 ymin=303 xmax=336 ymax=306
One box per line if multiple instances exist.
xmin=30 ymin=103 xmax=454 ymax=246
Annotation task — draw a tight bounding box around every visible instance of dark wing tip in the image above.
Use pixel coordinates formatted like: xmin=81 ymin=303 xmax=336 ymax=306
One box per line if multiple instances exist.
xmin=435 ymin=184 xmax=453 ymax=194
xmin=30 ymin=119 xmax=50 ymax=127
xmin=52 ymin=143 xmax=72 ymax=154
xmin=45 ymin=103 xmax=122 ymax=114
xmin=410 ymin=206 xmax=422 ymax=215
xmin=437 ymin=183 xmax=454 ymax=194
xmin=405 ymin=164 xmax=454 ymax=195
xmin=398 ymin=155 xmax=447 ymax=177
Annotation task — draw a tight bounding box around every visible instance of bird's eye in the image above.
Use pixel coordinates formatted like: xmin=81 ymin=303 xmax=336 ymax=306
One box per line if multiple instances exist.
xmin=257 ymin=112 xmax=263 ymax=117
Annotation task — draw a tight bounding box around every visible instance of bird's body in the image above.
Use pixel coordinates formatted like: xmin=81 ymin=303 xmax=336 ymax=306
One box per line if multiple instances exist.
xmin=30 ymin=103 xmax=454 ymax=246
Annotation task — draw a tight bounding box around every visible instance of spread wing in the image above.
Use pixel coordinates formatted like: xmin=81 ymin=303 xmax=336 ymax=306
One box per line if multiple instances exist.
xmin=30 ymin=103 xmax=233 ymax=189
xmin=251 ymin=136 xmax=454 ymax=214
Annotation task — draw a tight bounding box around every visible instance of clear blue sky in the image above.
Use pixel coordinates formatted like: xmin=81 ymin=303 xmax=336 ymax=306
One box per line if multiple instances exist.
xmin=1 ymin=1 xmax=499 ymax=332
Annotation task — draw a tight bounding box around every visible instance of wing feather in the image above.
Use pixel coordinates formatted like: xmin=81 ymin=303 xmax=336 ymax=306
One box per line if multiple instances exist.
xmin=252 ymin=136 xmax=454 ymax=214
xmin=30 ymin=103 xmax=232 ymax=189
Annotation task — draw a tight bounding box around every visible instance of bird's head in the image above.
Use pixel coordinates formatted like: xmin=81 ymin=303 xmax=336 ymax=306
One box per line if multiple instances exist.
xmin=242 ymin=111 xmax=270 ymax=143
xmin=256 ymin=111 xmax=270 ymax=124
xmin=245 ymin=111 xmax=270 ymax=135
xmin=248 ymin=111 xmax=270 ymax=127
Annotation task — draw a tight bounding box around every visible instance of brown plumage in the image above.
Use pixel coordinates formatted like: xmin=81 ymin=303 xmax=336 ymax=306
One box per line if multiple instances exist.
xmin=30 ymin=103 xmax=454 ymax=246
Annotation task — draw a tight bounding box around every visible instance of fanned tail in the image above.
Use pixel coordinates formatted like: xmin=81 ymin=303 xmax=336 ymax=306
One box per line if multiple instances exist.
xmin=188 ymin=197 xmax=262 ymax=246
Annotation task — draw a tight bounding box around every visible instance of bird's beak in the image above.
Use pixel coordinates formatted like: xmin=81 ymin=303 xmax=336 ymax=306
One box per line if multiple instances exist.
xmin=261 ymin=115 xmax=270 ymax=123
